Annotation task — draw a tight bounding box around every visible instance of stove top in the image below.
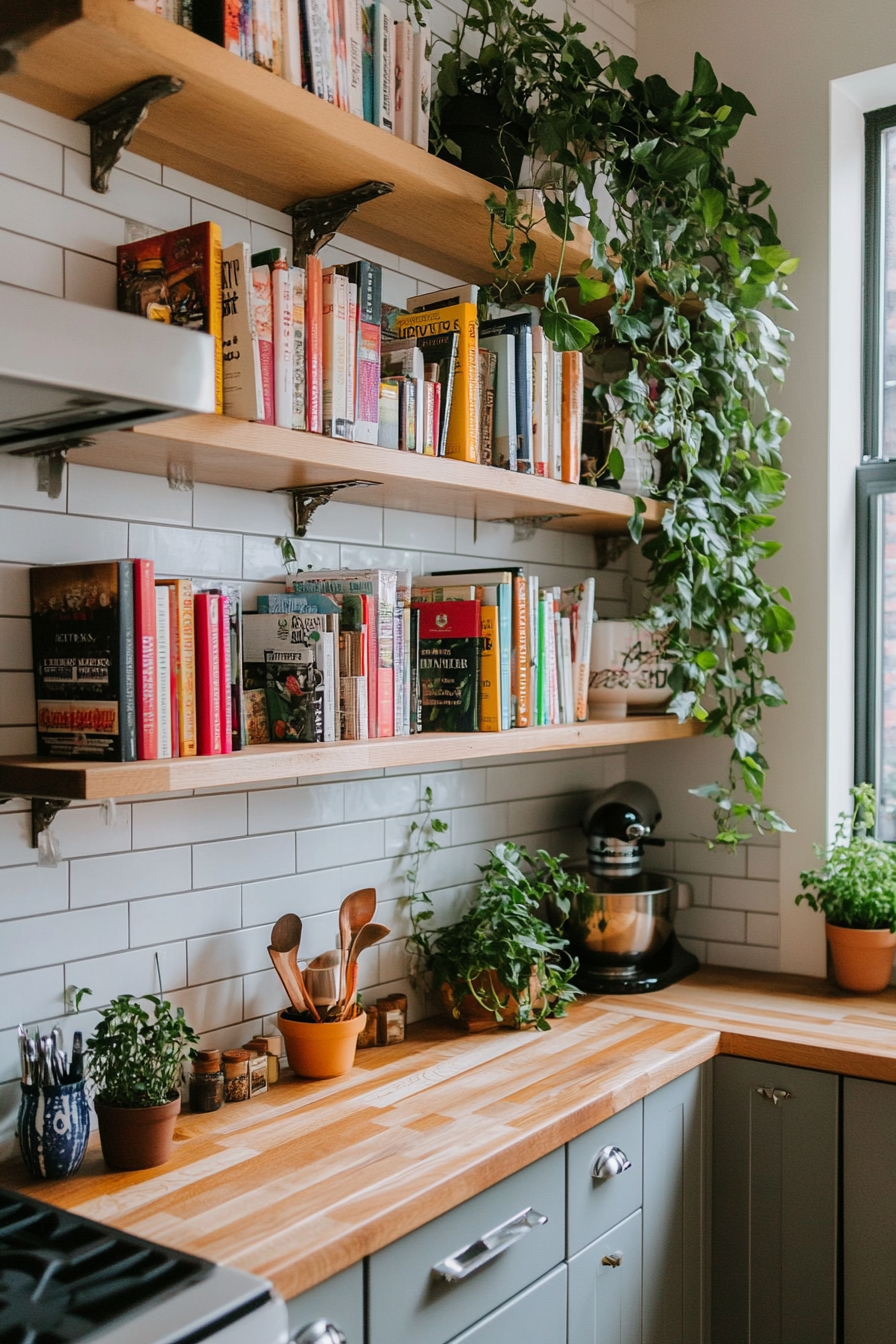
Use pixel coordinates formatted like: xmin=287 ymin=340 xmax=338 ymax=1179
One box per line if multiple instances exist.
xmin=0 ymin=1189 xmax=212 ymax=1344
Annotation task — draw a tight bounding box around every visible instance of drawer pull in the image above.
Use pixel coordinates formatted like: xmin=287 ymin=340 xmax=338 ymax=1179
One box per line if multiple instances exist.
xmin=756 ymin=1086 xmax=793 ymax=1106
xmin=592 ymin=1145 xmax=632 ymax=1180
xmin=292 ymin=1324 xmax=346 ymax=1344
xmin=432 ymin=1206 xmax=548 ymax=1282
xmin=601 ymin=1253 xmax=624 ymax=1269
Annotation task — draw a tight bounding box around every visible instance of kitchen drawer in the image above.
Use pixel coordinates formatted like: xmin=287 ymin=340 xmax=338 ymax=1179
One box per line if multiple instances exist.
xmin=568 ymin=1210 xmax=642 ymax=1344
xmin=447 ymin=1265 xmax=567 ymax=1344
xmin=567 ymin=1099 xmax=642 ymax=1256
xmin=368 ymin=1147 xmax=565 ymax=1344
xmin=286 ymin=1261 xmax=363 ymax=1343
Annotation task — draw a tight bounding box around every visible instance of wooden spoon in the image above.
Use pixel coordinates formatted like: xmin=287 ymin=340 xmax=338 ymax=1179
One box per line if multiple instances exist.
xmin=270 ymin=913 xmax=319 ymax=1021
xmin=338 ymin=888 xmax=377 ymax=1004
xmin=339 ymin=921 xmax=390 ymax=1019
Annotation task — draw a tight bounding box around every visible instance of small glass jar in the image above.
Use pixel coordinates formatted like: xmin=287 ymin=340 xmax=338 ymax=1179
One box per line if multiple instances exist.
xmin=357 ymin=1005 xmax=378 ymax=1049
xmin=376 ymin=994 xmax=407 ymax=1046
xmin=222 ymin=1049 xmax=251 ymax=1103
xmin=189 ymin=1049 xmax=224 ymax=1113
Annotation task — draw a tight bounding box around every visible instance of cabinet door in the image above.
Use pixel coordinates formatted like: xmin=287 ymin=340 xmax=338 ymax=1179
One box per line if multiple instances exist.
xmin=286 ymin=1261 xmax=364 ymax=1344
xmin=711 ymin=1056 xmax=838 ymax=1344
xmin=642 ymin=1064 xmax=706 ymax=1344
xmin=843 ymin=1076 xmax=896 ymax=1343
xmin=567 ymin=1099 xmax=643 ymax=1257
xmin=568 ymin=1210 xmax=642 ymax=1344
xmin=447 ymin=1265 xmax=567 ymax=1344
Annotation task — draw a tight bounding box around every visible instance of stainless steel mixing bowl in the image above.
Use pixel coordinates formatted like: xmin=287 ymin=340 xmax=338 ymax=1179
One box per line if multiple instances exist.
xmin=562 ymin=868 xmax=691 ymax=977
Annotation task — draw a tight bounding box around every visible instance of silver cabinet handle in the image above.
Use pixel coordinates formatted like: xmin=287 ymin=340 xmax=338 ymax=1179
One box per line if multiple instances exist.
xmin=601 ymin=1253 xmax=624 ymax=1268
xmin=432 ymin=1206 xmax=548 ymax=1282
xmin=592 ymin=1145 xmax=632 ymax=1180
xmin=756 ymin=1086 xmax=793 ymax=1106
xmin=292 ymin=1324 xmax=346 ymax=1344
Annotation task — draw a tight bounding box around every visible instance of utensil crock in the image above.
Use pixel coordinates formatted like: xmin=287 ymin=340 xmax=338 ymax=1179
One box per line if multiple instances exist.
xmin=18 ymin=1079 xmax=90 ymax=1180
xmin=279 ymin=1010 xmax=366 ymax=1078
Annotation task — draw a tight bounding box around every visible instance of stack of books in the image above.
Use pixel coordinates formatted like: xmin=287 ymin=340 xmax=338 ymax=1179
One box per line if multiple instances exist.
xmin=30 ymin=562 xmax=242 ymax=762
xmin=117 ymin=226 xmax=587 ymax=482
xmin=135 ymin=0 xmax=431 ymax=149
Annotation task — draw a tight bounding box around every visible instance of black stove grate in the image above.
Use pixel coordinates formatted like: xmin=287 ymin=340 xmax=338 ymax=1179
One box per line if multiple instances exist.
xmin=0 ymin=1188 xmax=213 ymax=1344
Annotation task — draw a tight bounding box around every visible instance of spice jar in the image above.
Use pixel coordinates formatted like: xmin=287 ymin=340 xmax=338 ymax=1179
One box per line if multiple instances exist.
xmin=357 ymin=1005 xmax=378 ymax=1049
xmin=189 ymin=1050 xmax=224 ymax=1113
xmin=244 ymin=1034 xmax=282 ymax=1085
xmin=376 ymin=994 xmax=407 ymax=1046
xmin=222 ymin=1049 xmax=251 ymax=1103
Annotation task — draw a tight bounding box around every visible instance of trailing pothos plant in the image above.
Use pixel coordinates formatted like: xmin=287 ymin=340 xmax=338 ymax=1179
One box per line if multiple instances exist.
xmin=418 ymin=0 xmax=797 ymax=844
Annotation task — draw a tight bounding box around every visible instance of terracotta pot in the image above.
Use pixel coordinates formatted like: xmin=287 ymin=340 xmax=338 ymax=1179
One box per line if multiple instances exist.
xmin=279 ymin=1010 xmax=366 ymax=1078
xmin=95 ymin=1093 xmax=180 ymax=1171
xmin=441 ymin=971 xmax=544 ymax=1033
xmin=826 ymin=923 xmax=896 ymax=994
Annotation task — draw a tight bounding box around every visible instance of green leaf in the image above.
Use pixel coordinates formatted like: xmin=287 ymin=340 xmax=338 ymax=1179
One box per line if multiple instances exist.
xmin=758 ymin=245 xmax=790 ymax=268
xmin=631 ymin=137 xmax=660 ymax=166
xmin=777 ymin=256 xmax=800 ymax=275
xmin=627 ymin=495 xmax=647 ymax=544
xmin=576 ymin=274 xmax=611 ymax=303
xmin=608 ymin=446 xmax=625 ymax=480
xmin=692 ymin=52 xmax=719 ymax=97
xmin=695 ymin=650 xmax=718 ymax=670
xmin=700 ymin=188 xmax=725 ymax=232
xmin=541 ymin=307 xmax=598 ymax=351
xmin=544 ymin=196 xmax=574 ymax=240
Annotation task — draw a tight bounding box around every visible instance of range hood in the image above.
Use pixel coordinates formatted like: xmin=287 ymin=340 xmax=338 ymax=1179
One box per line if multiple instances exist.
xmin=0 ymin=281 xmax=216 ymax=452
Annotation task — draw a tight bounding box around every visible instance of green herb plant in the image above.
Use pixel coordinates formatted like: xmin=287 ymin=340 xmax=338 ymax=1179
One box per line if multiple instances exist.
xmin=408 ymin=832 xmax=583 ymax=1030
xmin=420 ymin=0 xmax=797 ymax=845
xmin=404 ymin=784 xmax=450 ymax=987
xmin=86 ymin=991 xmax=199 ymax=1108
xmin=796 ymin=785 xmax=896 ymax=932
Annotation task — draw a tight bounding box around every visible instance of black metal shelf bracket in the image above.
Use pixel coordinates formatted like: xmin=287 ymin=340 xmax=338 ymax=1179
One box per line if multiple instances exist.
xmin=0 ymin=795 xmax=71 ymax=856
xmin=285 ymin=182 xmax=394 ymax=265
xmin=493 ymin=514 xmax=567 ymax=543
xmin=77 ymin=75 xmax=184 ymax=193
xmin=273 ymin=479 xmax=378 ymax=537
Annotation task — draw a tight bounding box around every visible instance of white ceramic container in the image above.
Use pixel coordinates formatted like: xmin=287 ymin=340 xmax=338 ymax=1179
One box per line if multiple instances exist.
xmin=588 ymin=620 xmax=673 ymax=718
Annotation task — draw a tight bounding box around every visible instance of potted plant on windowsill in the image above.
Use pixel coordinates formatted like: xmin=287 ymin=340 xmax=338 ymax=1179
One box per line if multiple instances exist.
xmin=86 ymin=991 xmax=199 ymax=1170
xmin=797 ymin=784 xmax=896 ymax=994
xmin=409 ymin=842 xmax=582 ymax=1031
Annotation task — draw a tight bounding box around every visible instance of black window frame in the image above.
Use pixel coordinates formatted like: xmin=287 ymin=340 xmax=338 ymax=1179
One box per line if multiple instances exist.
xmin=857 ymin=104 xmax=896 ymax=795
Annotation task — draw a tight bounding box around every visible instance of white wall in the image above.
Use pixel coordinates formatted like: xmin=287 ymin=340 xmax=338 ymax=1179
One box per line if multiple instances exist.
xmin=631 ymin=0 xmax=896 ymax=975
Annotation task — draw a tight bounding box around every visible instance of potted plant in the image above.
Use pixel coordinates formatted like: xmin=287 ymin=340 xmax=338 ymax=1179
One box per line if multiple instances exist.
xmin=797 ymin=784 xmax=896 ymax=993
xmin=409 ymin=840 xmax=582 ymax=1031
xmin=86 ymin=991 xmax=198 ymax=1170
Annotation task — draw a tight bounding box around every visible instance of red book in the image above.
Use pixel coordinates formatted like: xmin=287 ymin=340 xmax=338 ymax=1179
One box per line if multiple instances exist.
xmin=218 ymin=591 xmax=233 ymax=755
xmin=133 ymin=559 xmax=157 ymax=760
xmin=305 ymin=253 xmax=323 ymax=433
xmin=194 ymin=594 xmax=223 ymax=756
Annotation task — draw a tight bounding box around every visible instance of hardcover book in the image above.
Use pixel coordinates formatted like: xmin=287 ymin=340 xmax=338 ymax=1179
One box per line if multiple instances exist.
xmin=30 ymin=562 xmax=136 ymax=761
xmin=479 ymin=332 xmax=516 ymax=470
xmin=416 ymin=329 xmax=457 ymax=456
xmin=561 ymin=350 xmax=584 ymax=484
xmin=480 ymin=313 xmax=534 ymax=473
xmin=133 ymin=559 xmax=157 ymax=759
xmin=222 ymin=241 xmax=264 ymax=421
xmin=250 ymin=264 xmax=275 ymax=424
xmin=337 ymin=259 xmax=382 ymax=444
xmin=394 ymin=304 xmax=477 ymax=461
xmin=194 ymin=593 xmax=223 ymax=755
xmin=415 ymin=599 xmax=481 ymax=732
xmin=411 ymin=24 xmax=431 ymax=152
xmin=156 ymin=578 xmax=197 ymax=755
xmin=479 ymin=605 xmax=501 ymax=732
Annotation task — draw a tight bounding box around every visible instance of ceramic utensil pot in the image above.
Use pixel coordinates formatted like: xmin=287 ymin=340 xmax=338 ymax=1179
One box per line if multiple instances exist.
xmin=94 ymin=1093 xmax=181 ymax=1171
xmin=18 ymin=1079 xmax=90 ymax=1179
xmin=588 ymin=620 xmax=672 ymax=719
xmin=279 ymin=1010 xmax=367 ymax=1079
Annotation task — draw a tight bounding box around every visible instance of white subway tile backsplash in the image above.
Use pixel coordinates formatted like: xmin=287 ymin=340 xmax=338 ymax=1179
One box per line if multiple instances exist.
xmin=192 ymin=201 xmax=252 ymax=249
xmin=0 ymin=122 xmax=62 ymax=191
xmin=344 ymin=774 xmax=418 ymax=821
xmin=421 ymin=768 xmax=486 ymax=810
xmin=448 ymin=802 xmax=510 ymax=847
xmin=294 ymin=820 xmax=384 ymax=874
xmin=66 ymin=943 xmax=186 ymax=1007
xmin=193 ymin=482 xmax=291 ymax=535
xmin=64 ymin=151 xmax=191 ymax=234
xmin=507 ymin=793 xmax=588 ymax=835
xmin=711 ymin=876 xmax=779 ymax=913
xmin=0 ymin=864 xmax=68 ymax=922
xmin=63 ymin=251 xmax=117 ymax=309
xmin=746 ymin=913 xmax=780 ymax=947
xmin=193 ymin=832 xmax=295 ymax=888
xmin=0 ymin=227 xmax=64 ymax=296
xmin=51 ymin=804 xmax=132 ymax=861
xmin=249 ymin=220 xmax=291 ymax=254
xmin=243 ymin=534 xmax=339 ymax=581
xmin=70 ymin=847 xmax=192 ymax=907
xmin=133 ymin=792 xmax=247 ymax=851
xmin=131 ymin=885 xmax=242 ymax=948
xmin=248 ymin=782 xmax=344 ymax=834
xmin=704 ymin=942 xmax=779 ymax=973
xmin=242 ymin=868 xmax=343 ymax=925
xmin=383 ymin=509 xmax=456 ymax=554
xmin=676 ymin=906 xmax=745 ymax=944
xmin=486 ymin=756 xmax=603 ymax=803
xmin=306 ymin=500 xmax=384 ymax=547
xmin=0 ymin=92 xmax=88 ymax=152
xmin=162 ymin=167 xmax=249 ymax=218
xmin=673 ymin=840 xmax=748 ymax=878
xmin=0 ymin=618 xmax=31 ymax=670
xmin=243 ymin=966 xmax=286 ymax=1019
xmin=68 ymin=465 xmax=193 ymax=526
xmin=129 ymin=523 xmax=243 ymax=579
xmin=0 ymin=566 xmax=29 ymax=617
xmin=0 ymin=174 xmax=125 ymax=260
xmin=0 ymin=965 xmax=65 ymax=1032
xmin=0 ymin=456 xmax=67 ymax=513
xmin=747 ymin=844 xmax=781 ymax=881
xmin=7 ymin=904 xmax=129 ymax=973
xmin=171 ymin=976 xmax=244 ymax=1036
xmin=0 ymin=508 xmax=127 ymax=565
xmin=187 ymin=923 xmax=270 ymax=983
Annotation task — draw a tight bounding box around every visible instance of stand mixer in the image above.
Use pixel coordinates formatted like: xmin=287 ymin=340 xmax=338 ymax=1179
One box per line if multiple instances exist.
xmin=564 ymin=781 xmax=699 ymax=994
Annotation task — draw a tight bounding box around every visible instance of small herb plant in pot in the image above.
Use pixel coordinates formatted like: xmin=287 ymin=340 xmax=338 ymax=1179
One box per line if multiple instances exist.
xmin=86 ymin=992 xmax=198 ymax=1170
xmin=797 ymin=784 xmax=896 ymax=994
xmin=410 ymin=841 xmax=582 ymax=1031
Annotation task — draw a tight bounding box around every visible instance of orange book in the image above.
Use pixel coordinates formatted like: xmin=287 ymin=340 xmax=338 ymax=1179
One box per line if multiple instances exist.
xmin=156 ymin=579 xmax=196 ymax=757
xmin=394 ymin=303 xmax=479 ymax=462
xmin=117 ymin=222 xmax=223 ymax=414
xmin=479 ymin=606 xmax=501 ymax=732
xmin=513 ymin=574 xmax=529 ymax=728
xmin=561 ymin=350 xmax=583 ymax=485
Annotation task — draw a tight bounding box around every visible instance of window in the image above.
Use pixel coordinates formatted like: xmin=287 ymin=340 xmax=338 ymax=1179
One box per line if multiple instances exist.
xmin=857 ymin=105 xmax=896 ymax=839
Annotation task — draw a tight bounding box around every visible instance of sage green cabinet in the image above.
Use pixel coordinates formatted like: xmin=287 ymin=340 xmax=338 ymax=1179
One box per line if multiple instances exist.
xmin=711 ymin=1057 xmax=838 ymax=1344
xmin=286 ymin=1261 xmax=364 ymax=1343
xmin=447 ymin=1266 xmax=567 ymax=1344
xmin=642 ymin=1065 xmax=707 ymax=1344
xmin=567 ymin=1210 xmax=642 ymax=1344
xmin=843 ymin=1075 xmax=896 ymax=1343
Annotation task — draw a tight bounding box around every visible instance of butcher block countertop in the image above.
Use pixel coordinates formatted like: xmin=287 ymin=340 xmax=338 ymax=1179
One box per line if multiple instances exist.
xmin=4 ymin=967 xmax=896 ymax=1300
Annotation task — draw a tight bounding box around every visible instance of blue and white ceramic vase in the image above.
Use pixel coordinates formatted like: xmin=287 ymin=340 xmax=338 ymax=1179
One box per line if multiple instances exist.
xmin=18 ymin=1079 xmax=91 ymax=1179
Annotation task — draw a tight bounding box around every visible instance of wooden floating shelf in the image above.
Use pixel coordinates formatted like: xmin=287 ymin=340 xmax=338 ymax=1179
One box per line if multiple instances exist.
xmin=0 ymin=0 xmax=590 ymax=284
xmin=0 ymin=717 xmax=701 ymax=802
xmin=74 ymin=414 xmax=664 ymax=536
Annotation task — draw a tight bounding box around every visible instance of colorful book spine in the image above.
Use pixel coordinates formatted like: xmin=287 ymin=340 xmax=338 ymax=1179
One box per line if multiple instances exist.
xmin=361 ymin=2 xmax=375 ymax=121
xmin=561 ymin=350 xmax=582 ymax=483
xmin=346 ymin=0 xmax=364 ymax=115
xmin=513 ymin=573 xmax=529 ymax=728
xmin=222 ymin=241 xmax=264 ymax=421
xmin=133 ymin=559 xmax=157 ymax=760
xmin=251 ymin=264 xmax=275 ymax=424
xmin=272 ymin=257 xmax=294 ymax=429
xmin=346 ymin=279 xmax=358 ymax=439
xmin=532 ymin=326 xmax=548 ymax=477
xmin=305 ymin=253 xmax=324 ymax=433
xmin=411 ymin=24 xmax=430 ymax=151
xmin=157 ymin=579 xmax=196 ymax=755
xmin=282 ymin=0 xmax=302 ymax=82
xmin=394 ymin=303 xmax=478 ymax=461
xmin=549 ymin=344 xmax=563 ymax=479
xmin=415 ymin=599 xmax=481 ymax=732
xmin=373 ymin=0 xmax=394 ymax=131
xmin=194 ymin=593 xmax=223 ymax=755
xmin=155 ymin=586 xmax=173 ymax=760
xmin=338 ymin=260 xmax=381 ymax=444
xmin=479 ymin=332 xmax=516 ymax=470
xmin=479 ymin=605 xmax=501 ymax=732
xmin=322 ymin=268 xmax=349 ymax=438
xmin=218 ymin=592 xmax=233 ymax=754
xmin=393 ymin=17 xmax=413 ymax=141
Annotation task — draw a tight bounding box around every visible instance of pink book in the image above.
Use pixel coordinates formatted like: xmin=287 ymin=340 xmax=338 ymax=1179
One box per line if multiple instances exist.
xmin=218 ymin=592 xmax=233 ymax=754
xmin=251 ymin=264 xmax=275 ymax=425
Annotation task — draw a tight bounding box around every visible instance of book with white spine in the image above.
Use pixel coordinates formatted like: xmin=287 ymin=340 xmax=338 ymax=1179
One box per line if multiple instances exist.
xmin=532 ymin=326 xmax=549 ymax=476
xmin=290 ymin=267 xmax=306 ymax=430
xmin=346 ymin=0 xmax=365 ymax=117
xmin=155 ymin=586 xmax=172 ymax=760
xmin=222 ymin=242 xmax=264 ymax=422
xmin=281 ymin=0 xmax=302 ymax=82
xmin=393 ymin=18 xmax=414 ymax=141
xmin=272 ymin=260 xmax=294 ymax=429
xmin=373 ymin=1 xmax=394 ymax=132
xmin=411 ymin=25 xmax=431 ymax=151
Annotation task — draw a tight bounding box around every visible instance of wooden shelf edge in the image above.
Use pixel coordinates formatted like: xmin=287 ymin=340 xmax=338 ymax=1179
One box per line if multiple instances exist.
xmin=0 ymin=718 xmax=702 ymax=801
xmin=71 ymin=415 xmax=665 ymax=536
